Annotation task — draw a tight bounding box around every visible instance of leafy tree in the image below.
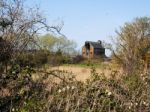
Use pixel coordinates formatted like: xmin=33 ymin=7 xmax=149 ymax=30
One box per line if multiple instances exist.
xmin=39 ymin=34 xmax=57 ymax=51
xmin=55 ymin=36 xmax=77 ymax=55
xmin=39 ymin=34 xmax=77 ymax=55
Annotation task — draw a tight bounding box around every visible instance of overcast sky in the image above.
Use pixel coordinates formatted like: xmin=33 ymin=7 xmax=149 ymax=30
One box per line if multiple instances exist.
xmin=26 ymin=0 xmax=150 ymax=55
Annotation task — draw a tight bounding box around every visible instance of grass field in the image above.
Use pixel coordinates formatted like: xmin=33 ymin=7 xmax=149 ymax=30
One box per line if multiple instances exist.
xmin=50 ymin=63 xmax=114 ymax=82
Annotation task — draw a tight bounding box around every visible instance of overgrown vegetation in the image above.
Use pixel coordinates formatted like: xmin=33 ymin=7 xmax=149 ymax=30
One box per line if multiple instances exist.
xmin=113 ymin=17 xmax=150 ymax=74
xmin=1 ymin=0 xmax=150 ymax=112
xmin=48 ymin=67 xmax=150 ymax=112
xmin=2 ymin=66 xmax=150 ymax=112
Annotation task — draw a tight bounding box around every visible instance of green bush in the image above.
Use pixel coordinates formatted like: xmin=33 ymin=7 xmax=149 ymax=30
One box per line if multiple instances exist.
xmin=16 ymin=50 xmax=49 ymax=67
xmin=48 ymin=52 xmax=72 ymax=66
xmin=0 ymin=64 xmax=48 ymax=112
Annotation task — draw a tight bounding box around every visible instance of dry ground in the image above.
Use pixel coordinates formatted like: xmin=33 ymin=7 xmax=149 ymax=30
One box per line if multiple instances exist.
xmin=50 ymin=65 xmax=114 ymax=82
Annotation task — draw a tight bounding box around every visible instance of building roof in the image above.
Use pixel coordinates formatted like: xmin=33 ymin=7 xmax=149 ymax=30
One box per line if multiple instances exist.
xmin=85 ymin=41 xmax=104 ymax=49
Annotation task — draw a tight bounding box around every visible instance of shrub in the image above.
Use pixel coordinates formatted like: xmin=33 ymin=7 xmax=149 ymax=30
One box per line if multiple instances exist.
xmin=72 ymin=55 xmax=84 ymax=64
xmin=16 ymin=50 xmax=49 ymax=67
xmin=2 ymin=64 xmax=150 ymax=112
xmin=42 ymin=67 xmax=150 ymax=112
xmin=0 ymin=64 xmax=48 ymax=112
xmin=33 ymin=50 xmax=49 ymax=66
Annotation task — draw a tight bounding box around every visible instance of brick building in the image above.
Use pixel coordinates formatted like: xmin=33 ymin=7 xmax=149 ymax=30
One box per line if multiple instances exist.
xmin=82 ymin=40 xmax=106 ymax=59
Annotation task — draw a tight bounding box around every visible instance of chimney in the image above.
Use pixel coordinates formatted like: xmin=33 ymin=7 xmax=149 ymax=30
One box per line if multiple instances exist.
xmin=97 ymin=40 xmax=102 ymax=44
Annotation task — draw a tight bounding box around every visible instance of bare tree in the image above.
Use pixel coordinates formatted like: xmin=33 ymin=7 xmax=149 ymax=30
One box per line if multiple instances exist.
xmin=0 ymin=0 xmax=66 ymax=111
xmin=113 ymin=17 xmax=150 ymax=74
xmin=0 ymin=0 xmax=62 ymax=73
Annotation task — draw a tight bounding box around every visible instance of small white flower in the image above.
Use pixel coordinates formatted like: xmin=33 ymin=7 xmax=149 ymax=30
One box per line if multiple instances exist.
xmin=12 ymin=71 xmax=16 ymax=74
xmin=145 ymin=103 xmax=149 ymax=106
xmin=105 ymin=89 xmax=112 ymax=96
xmin=140 ymin=73 xmax=143 ymax=76
xmin=12 ymin=108 xmax=15 ymax=112
xmin=58 ymin=89 xmax=62 ymax=93
xmin=71 ymin=86 xmax=75 ymax=90
xmin=135 ymin=102 xmax=138 ymax=106
xmin=130 ymin=102 xmax=133 ymax=106
xmin=143 ymin=101 xmax=146 ymax=105
xmin=142 ymin=77 xmax=145 ymax=81
xmin=24 ymin=101 xmax=27 ymax=105
xmin=66 ymin=86 xmax=70 ymax=90
xmin=107 ymin=91 xmax=112 ymax=96
xmin=129 ymin=106 xmax=131 ymax=109
xmin=105 ymin=89 xmax=109 ymax=93
xmin=62 ymin=88 xmax=66 ymax=92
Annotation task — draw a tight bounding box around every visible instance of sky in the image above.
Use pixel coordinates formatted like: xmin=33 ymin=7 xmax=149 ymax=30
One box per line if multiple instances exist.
xmin=26 ymin=0 xmax=150 ymax=56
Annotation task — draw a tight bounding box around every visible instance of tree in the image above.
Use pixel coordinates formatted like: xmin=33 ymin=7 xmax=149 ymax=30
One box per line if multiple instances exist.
xmin=55 ymin=36 xmax=77 ymax=55
xmin=39 ymin=34 xmax=57 ymax=51
xmin=0 ymin=0 xmax=63 ymax=111
xmin=39 ymin=34 xmax=77 ymax=55
xmin=113 ymin=17 xmax=150 ymax=74
xmin=0 ymin=0 xmax=62 ymax=72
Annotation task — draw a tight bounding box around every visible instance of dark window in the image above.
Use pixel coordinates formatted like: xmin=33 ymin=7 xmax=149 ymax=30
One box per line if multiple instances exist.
xmin=94 ymin=48 xmax=105 ymax=55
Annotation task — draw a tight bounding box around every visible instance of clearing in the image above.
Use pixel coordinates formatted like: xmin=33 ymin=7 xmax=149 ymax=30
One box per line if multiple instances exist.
xmin=50 ymin=64 xmax=114 ymax=82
